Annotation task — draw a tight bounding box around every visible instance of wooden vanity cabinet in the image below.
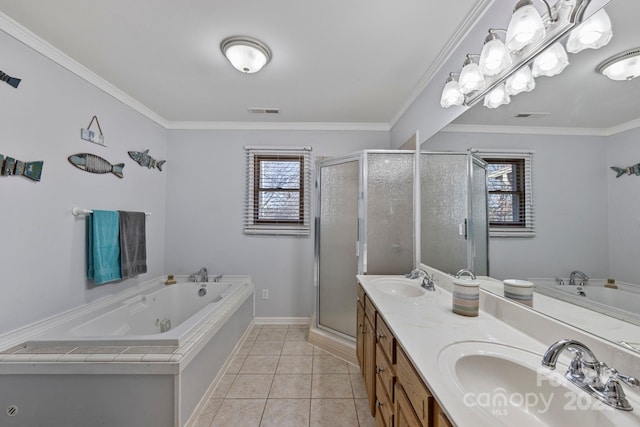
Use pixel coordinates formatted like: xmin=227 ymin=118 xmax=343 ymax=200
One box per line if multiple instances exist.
xmin=357 ymin=284 xmax=454 ymax=427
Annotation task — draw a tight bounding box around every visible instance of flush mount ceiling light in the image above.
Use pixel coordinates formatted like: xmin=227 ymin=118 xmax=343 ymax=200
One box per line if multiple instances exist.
xmin=440 ymin=0 xmax=613 ymax=110
xmin=220 ymin=36 xmax=272 ymax=74
xmin=597 ymin=48 xmax=640 ymax=81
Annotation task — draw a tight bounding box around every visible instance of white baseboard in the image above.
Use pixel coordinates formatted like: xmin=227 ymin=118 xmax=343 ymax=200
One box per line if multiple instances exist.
xmin=254 ymin=317 xmax=310 ymax=325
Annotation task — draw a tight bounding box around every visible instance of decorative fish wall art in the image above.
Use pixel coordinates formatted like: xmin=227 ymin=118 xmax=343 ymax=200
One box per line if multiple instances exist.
xmin=128 ymin=149 xmax=166 ymax=171
xmin=611 ymin=163 xmax=640 ymax=178
xmin=0 ymin=70 xmax=21 ymax=89
xmin=0 ymin=154 xmax=43 ymax=181
xmin=68 ymin=153 xmax=124 ymax=178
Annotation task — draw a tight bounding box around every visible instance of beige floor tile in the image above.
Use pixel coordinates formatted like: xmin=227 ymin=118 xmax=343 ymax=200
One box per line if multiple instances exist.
xmin=348 ymin=363 xmax=361 ymax=375
xmin=269 ymin=374 xmax=312 ymax=398
xmin=350 ymin=373 xmax=368 ymax=399
xmin=240 ymin=355 xmax=280 ymax=374
xmin=285 ymin=329 xmax=308 ymax=341
xmin=257 ymin=328 xmax=288 ymax=341
xmin=226 ymin=374 xmax=274 ymax=399
xmin=311 ymin=374 xmax=354 ymax=398
xmin=212 ymin=374 xmax=236 ymax=398
xmin=313 ymin=354 xmax=349 ymax=373
xmin=238 ymin=338 xmax=257 ymax=355
xmin=192 ymin=398 xmax=224 ymax=427
xmin=276 ymin=355 xmax=313 ymax=374
xmin=287 ymin=324 xmax=310 ymax=329
xmin=260 ymin=324 xmax=289 ymax=330
xmin=250 ymin=340 xmax=284 ymax=356
xmin=210 ymin=399 xmax=266 ymax=427
xmin=281 ymin=341 xmax=315 ymax=356
xmin=260 ymin=399 xmax=310 ymax=427
xmin=354 ymin=398 xmax=375 ymax=427
xmin=310 ymin=399 xmax=358 ymax=427
xmin=227 ymin=354 xmax=248 ymax=374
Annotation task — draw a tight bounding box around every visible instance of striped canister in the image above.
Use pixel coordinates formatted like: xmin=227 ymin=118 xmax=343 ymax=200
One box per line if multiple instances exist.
xmin=503 ymin=279 xmax=534 ymax=307
xmin=452 ymin=278 xmax=480 ymax=317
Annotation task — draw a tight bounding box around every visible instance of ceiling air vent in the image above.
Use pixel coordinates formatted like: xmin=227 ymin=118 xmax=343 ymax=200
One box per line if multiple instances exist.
xmin=248 ymin=108 xmax=280 ymax=114
xmin=515 ymin=112 xmax=550 ymax=119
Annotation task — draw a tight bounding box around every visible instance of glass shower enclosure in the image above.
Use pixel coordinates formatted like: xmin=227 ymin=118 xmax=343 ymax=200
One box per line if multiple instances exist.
xmin=315 ymin=151 xmax=415 ymax=339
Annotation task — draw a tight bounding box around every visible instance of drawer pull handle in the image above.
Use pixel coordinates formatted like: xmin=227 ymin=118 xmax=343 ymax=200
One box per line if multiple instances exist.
xmin=376 ymin=366 xmax=384 ymax=374
xmin=377 ymin=332 xmax=385 ymax=340
xmin=376 ymin=399 xmax=383 ymax=407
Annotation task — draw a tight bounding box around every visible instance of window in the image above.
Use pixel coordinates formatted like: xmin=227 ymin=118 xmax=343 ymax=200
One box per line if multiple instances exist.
xmin=475 ymin=150 xmax=535 ymax=237
xmin=244 ymin=146 xmax=311 ymax=235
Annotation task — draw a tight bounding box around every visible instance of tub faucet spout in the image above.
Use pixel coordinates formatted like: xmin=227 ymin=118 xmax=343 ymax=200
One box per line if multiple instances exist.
xmin=569 ymin=270 xmax=589 ymax=286
xmin=189 ymin=267 xmax=209 ymax=282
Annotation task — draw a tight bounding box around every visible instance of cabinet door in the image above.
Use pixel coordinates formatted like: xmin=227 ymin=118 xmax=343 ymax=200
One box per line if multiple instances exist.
xmin=434 ymin=401 xmax=453 ymax=427
xmin=364 ymin=313 xmax=377 ymax=416
xmin=395 ymin=384 xmax=422 ymax=427
xmin=356 ymin=298 xmax=364 ymax=373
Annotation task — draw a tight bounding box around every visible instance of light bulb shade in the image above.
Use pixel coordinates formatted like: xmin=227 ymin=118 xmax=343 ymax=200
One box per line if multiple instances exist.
xmin=597 ymin=49 xmax=640 ymax=81
xmin=506 ymin=2 xmax=546 ymax=52
xmin=566 ymin=8 xmax=612 ymax=53
xmin=440 ymin=79 xmax=464 ymax=108
xmin=532 ymin=43 xmax=569 ymax=77
xmin=480 ymin=38 xmax=513 ymax=76
xmin=221 ymin=37 xmax=272 ymax=73
xmin=506 ymin=65 xmax=535 ymax=95
xmin=459 ymin=61 xmax=485 ymax=94
xmin=483 ymin=84 xmax=511 ymax=109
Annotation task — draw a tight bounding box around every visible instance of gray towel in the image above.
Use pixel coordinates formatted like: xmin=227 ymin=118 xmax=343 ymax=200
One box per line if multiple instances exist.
xmin=118 ymin=211 xmax=147 ymax=279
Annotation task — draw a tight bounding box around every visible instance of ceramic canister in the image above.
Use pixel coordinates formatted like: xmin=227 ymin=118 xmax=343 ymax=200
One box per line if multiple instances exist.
xmin=503 ymin=279 xmax=534 ymax=307
xmin=452 ymin=278 xmax=480 ymax=317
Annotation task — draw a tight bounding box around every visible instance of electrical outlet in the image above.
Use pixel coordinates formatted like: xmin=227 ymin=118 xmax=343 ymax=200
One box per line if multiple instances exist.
xmin=262 ymin=289 xmax=269 ymax=300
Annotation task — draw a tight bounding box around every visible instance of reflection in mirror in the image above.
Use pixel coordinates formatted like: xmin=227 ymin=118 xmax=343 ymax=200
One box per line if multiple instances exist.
xmin=422 ymin=0 xmax=640 ymax=347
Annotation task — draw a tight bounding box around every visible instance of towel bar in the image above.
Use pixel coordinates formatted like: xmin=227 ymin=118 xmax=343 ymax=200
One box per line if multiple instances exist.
xmin=72 ymin=207 xmax=151 ymax=216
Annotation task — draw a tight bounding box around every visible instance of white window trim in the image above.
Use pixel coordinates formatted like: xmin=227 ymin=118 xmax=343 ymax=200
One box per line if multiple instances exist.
xmin=244 ymin=145 xmax=312 ymax=236
xmin=472 ymin=148 xmax=535 ymax=238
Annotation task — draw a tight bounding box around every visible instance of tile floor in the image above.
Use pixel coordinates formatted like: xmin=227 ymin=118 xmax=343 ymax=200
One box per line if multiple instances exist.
xmin=191 ymin=324 xmax=375 ymax=427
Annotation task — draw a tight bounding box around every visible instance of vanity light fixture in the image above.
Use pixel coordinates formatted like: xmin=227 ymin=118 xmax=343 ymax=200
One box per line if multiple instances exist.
xmin=440 ymin=73 xmax=465 ymax=107
xmin=220 ymin=36 xmax=272 ymax=74
xmin=440 ymin=0 xmax=612 ymax=110
xmin=479 ymin=29 xmax=513 ymax=76
xmin=597 ymin=48 xmax=640 ymax=81
xmin=566 ymin=8 xmax=613 ymax=53
xmin=532 ymin=42 xmax=569 ymax=77
xmin=458 ymin=55 xmax=485 ymax=94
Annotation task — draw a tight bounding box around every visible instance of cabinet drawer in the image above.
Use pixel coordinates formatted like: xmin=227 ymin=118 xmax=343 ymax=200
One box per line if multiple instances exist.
xmin=376 ymin=344 xmax=395 ymax=401
xmin=395 ymin=383 xmax=422 ymax=427
xmin=397 ymin=346 xmax=432 ymax=426
xmin=376 ymin=374 xmax=394 ymax=427
xmin=358 ymin=284 xmax=365 ymax=307
xmin=376 ymin=313 xmax=395 ymax=363
xmin=365 ymin=295 xmax=376 ymax=324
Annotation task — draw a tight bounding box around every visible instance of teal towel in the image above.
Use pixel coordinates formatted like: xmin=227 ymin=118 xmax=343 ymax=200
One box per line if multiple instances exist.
xmin=88 ymin=210 xmax=122 ymax=284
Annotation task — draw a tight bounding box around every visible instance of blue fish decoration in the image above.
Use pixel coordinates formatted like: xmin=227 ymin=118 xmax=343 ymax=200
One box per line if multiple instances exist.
xmin=611 ymin=163 xmax=640 ymax=178
xmin=128 ymin=149 xmax=166 ymax=171
xmin=0 ymin=70 xmax=21 ymax=88
xmin=68 ymin=153 xmax=124 ymax=178
xmin=0 ymin=153 xmax=43 ymax=181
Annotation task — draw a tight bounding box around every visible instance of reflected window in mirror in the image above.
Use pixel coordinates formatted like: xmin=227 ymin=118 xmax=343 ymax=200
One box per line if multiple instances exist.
xmin=475 ymin=151 xmax=536 ymax=237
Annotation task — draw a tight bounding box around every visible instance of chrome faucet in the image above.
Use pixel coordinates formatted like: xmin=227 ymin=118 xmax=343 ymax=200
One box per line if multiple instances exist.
xmin=405 ymin=268 xmax=436 ymax=291
xmin=189 ymin=267 xmax=209 ymax=283
xmin=541 ymin=339 xmax=639 ymax=410
xmin=569 ymin=270 xmax=589 ymax=286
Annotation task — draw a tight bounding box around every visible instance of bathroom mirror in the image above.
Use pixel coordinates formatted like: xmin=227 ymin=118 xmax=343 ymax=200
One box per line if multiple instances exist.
xmin=421 ymin=0 xmax=640 ymax=345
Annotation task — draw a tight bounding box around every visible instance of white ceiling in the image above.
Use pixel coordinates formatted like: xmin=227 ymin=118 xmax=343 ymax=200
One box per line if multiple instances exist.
xmin=1 ymin=1 xmax=637 ymax=133
xmin=0 ymin=0 xmax=485 ymax=126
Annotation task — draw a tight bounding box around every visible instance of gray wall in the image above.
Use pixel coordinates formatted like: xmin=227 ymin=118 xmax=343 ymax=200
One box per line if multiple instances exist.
xmin=165 ymin=129 xmax=390 ymax=319
xmin=424 ymin=131 xmax=610 ymax=281
xmin=0 ymin=30 xmax=167 ymax=335
xmin=607 ymin=126 xmax=640 ymax=284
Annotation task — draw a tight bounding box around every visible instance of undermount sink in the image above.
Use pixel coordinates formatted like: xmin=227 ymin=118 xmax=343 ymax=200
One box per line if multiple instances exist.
xmin=438 ymin=342 xmax=639 ymax=427
xmin=370 ymin=277 xmax=428 ymax=298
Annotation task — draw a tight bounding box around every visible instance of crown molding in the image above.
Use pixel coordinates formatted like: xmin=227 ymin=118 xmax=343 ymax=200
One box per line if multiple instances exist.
xmin=167 ymin=121 xmax=390 ymax=132
xmin=603 ymin=117 xmax=640 ymax=136
xmin=388 ymin=0 xmax=494 ymax=128
xmin=0 ymin=12 xmax=169 ymax=129
xmin=442 ymin=119 xmax=640 ymax=137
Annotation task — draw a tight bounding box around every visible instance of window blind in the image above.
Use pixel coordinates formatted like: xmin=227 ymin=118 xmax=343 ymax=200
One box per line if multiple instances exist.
xmin=244 ymin=146 xmax=312 ymax=236
xmin=473 ymin=149 xmax=535 ymax=238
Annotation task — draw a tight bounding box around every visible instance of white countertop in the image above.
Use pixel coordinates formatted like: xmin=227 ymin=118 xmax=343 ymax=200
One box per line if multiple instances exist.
xmin=357 ymin=272 xmax=640 ymax=427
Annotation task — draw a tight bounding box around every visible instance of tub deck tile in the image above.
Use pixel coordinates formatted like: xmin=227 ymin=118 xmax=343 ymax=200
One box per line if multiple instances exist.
xmin=141 ymin=353 xmax=174 ymax=362
xmin=70 ymin=346 xmax=128 ymax=354
xmin=85 ymin=353 xmax=118 ymax=362
xmin=16 ymin=345 xmax=77 ymax=354
xmin=123 ymin=346 xmax=178 ymax=354
xmin=0 ymin=344 xmax=27 ymax=354
xmin=114 ymin=353 xmax=145 ymax=362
